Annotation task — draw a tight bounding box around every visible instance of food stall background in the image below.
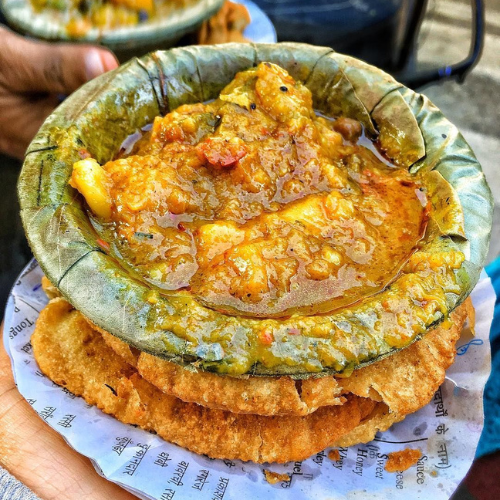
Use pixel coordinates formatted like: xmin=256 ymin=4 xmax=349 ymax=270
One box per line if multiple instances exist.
xmin=0 ymin=0 xmax=498 ymax=308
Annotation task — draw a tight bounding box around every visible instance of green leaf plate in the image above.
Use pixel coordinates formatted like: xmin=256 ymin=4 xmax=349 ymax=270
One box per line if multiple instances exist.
xmin=18 ymin=43 xmax=493 ymax=377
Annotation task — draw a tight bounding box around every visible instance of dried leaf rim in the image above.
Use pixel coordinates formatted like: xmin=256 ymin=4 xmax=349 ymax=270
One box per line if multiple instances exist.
xmin=18 ymin=43 xmax=493 ymax=377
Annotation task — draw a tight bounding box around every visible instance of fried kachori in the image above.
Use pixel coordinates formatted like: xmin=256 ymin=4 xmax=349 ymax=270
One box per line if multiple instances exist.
xmin=96 ymin=297 xmax=467 ymax=418
xmin=31 ymin=294 xmax=469 ymax=462
xmin=32 ymin=297 xmax=376 ymax=463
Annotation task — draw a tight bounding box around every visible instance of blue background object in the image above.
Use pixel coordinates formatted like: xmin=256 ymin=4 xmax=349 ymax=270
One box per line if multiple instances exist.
xmin=251 ymin=0 xmax=401 ymax=33
xmin=477 ymin=259 xmax=500 ymax=457
xmin=239 ymin=0 xmax=277 ymax=43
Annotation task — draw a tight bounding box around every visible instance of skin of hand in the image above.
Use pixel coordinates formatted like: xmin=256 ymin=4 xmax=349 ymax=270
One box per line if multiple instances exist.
xmin=0 ymin=27 xmax=119 ymax=160
xmin=0 ymin=324 xmax=137 ymax=500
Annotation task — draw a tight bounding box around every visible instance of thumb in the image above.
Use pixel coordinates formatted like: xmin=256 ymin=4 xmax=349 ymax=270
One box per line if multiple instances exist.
xmin=0 ymin=28 xmax=119 ymax=95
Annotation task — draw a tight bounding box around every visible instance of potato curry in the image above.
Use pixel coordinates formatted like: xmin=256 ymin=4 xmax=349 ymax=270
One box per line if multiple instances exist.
xmin=71 ymin=62 xmax=428 ymax=319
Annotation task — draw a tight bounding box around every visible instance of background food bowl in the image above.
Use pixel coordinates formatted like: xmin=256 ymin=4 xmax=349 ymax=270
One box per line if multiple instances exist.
xmin=0 ymin=0 xmax=224 ymax=60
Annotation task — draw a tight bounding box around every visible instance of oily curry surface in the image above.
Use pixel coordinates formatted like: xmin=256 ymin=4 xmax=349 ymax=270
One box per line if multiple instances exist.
xmin=71 ymin=62 xmax=428 ymax=318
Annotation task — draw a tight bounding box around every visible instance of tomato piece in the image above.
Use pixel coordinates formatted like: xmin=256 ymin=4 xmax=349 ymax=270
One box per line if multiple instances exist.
xmin=259 ymin=328 xmax=274 ymax=345
xmin=197 ymin=136 xmax=247 ymax=168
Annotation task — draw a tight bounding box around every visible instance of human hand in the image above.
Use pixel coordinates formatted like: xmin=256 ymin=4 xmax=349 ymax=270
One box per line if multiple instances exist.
xmin=0 ymin=324 xmax=137 ymax=500
xmin=0 ymin=27 xmax=118 ymax=160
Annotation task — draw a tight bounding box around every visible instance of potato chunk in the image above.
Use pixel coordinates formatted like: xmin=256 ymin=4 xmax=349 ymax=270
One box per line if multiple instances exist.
xmin=70 ymin=158 xmax=113 ymax=219
xmin=195 ymin=221 xmax=245 ymax=267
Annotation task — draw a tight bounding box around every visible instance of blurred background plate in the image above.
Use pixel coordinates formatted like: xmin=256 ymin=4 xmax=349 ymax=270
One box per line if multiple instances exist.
xmin=237 ymin=0 xmax=275 ymax=43
xmin=1 ymin=0 xmax=224 ymax=51
xmin=1 ymin=0 xmax=275 ymax=59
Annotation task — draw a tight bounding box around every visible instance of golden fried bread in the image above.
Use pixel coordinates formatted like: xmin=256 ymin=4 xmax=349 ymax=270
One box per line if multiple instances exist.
xmin=32 ymin=298 xmax=375 ymax=463
xmin=98 ymin=301 xmax=468 ymax=418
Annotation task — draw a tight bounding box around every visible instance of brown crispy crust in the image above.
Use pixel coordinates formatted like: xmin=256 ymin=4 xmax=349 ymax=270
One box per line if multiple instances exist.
xmin=32 ymin=298 xmax=375 ymax=463
xmin=385 ymin=448 xmax=422 ymax=473
xmin=337 ymin=301 xmax=468 ymax=416
xmin=96 ymin=301 xmax=469 ymax=418
xmin=95 ymin=322 xmax=344 ymax=417
xmin=331 ymin=403 xmax=404 ymax=448
xmin=41 ymin=276 xmax=60 ymax=300
xmin=331 ymin=303 xmax=469 ymax=447
xmin=100 ymin=330 xmax=140 ymax=368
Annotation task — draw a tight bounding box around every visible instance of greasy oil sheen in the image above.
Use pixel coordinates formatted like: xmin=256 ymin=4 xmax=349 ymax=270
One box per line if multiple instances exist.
xmin=97 ymin=62 xmax=428 ymax=318
xmin=70 ymin=61 xmax=467 ymax=375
